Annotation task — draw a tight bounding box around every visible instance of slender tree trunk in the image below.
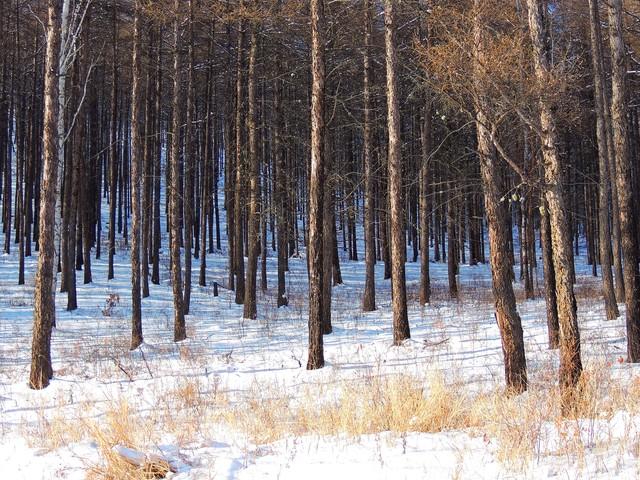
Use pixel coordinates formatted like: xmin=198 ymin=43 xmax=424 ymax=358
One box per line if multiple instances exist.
xmin=151 ymin=27 xmax=162 ymax=286
xmin=362 ymin=0 xmax=376 ymax=312
xmin=447 ymin=186 xmax=458 ymax=299
xmin=607 ymin=0 xmax=640 ymax=361
xmin=183 ymin=0 xmax=194 ymax=315
xmin=321 ymin=136 xmax=333 ymax=334
xmin=243 ymin=30 xmax=259 ymax=320
xmin=66 ymin=63 xmax=82 ymax=312
xmin=54 ymin=0 xmax=71 ymax=294
xmin=473 ymin=7 xmax=527 ymax=389
xmin=527 ymin=0 xmax=582 ymax=403
xmin=171 ymin=0 xmax=186 ymax=342
xmin=30 ymin=0 xmax=62 ymax=390
xmin=307 ymin=0 xmax=326 ymax=370
xmin=233 ymin=19 xmax=246 ymax=305
xmin=385 ymin=0 xmax=410 ymax=345
xmin=141 ymin=37 xmax=152 ymax=299
xmin=199 ymin=24 xmax=215 ymax=287
xmin=588 ymin=0 xmax=619 ymax=320
xmin=129 ymin=0 xmax=143 ymax=349
xmin=274 ymin=72 xmax=288 ymax=307
xmin=108 ymin=0 xmax=117 ymax=280
xmin=540 ymin=194 xmax=560 ymax=349
xmin=419 ymin=101 xmax=431 ymax=305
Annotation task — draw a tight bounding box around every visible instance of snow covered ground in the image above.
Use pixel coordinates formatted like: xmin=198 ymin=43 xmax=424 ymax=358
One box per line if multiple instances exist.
xmin=1 ymin=217 xmax=640 ymax=478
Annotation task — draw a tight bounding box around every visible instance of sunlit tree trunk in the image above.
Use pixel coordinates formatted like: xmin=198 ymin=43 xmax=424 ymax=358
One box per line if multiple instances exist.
xmin=384 ymin=0 xmax=410 ymax=345
xmin=307 ymin=0 xmax=326 ymax=370
xmin=30 ymin=0 xmax=62 ymax=390
xmin=244 ymin=30 xmax=259 ymax=320
xmin=607 ymin=0 xmax=640 ymax=361
xmin=526 ymin=0 xmax=582 ymax=405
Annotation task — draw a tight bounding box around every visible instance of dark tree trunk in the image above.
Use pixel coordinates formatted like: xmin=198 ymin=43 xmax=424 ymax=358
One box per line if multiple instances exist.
xmin=362 ymin=0 xmax=376 ymax=312
xmin=171 ymin=0 xmax=186 ymax=342
xmin=129 ymin=0 xmax=144 ymax=349
xmin=243 ymin=30 xmax=259 ymax=320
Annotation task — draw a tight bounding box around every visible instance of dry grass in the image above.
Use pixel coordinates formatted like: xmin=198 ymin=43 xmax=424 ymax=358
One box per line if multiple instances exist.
xmin=85 ymin=399 xmax=160 ymax=480
xmin=214 ymin=363 xmax=640 ymax=473
xmin=18 ymin=356 xmax=640 ymax=477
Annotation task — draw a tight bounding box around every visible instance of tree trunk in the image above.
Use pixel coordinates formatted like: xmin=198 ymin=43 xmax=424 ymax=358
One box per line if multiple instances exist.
xmin=362 ymin=0 xmax=376 ymax=312
xmin=307 ymin=0 xmax=326 ymax=370
xmin=419 ymin=101 xmax=431 ymax=305
xmin=30 ymin=0 xmax=62 ymax=390
xmin=384 ymin=0 xmax=410 ymax=345
xmin=233 ymin=19 xmax=246 ymax=304
xmin=540 ymin=194 xmax=560 ymax=349
xmin=472 ymin=3 xmax=527 ymax=394
xmin=129 ymin=0 xmax=143 ymax=349
xmin=183 ymin=0 xmax=194 ymax=315
xmin=527 ymin=0 xmax=582 ymax=404
xmin=171 ymin=0 xmax=186 ymax=342
xmin=243 ymin=30 xmax=259 ymax=320
xmin=108 ymin=0 xmax=118 ymax=280
xmin=607 ymin=0 xmax=640 ymax=361
xmin=588 ymin=0 xmax=619 ymax=320
xmin=151 ymin=27 xmax=162 ymax=286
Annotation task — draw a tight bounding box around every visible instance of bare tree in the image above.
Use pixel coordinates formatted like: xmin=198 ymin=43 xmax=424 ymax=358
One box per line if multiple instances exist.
xmin=473 ymin=0 xmax=527 ymax=393
xmin=385 ymin=0 xmax=410 ymax=345
xmin=30 ymin=0 xmax=62 ymax=390
xmin=244 ymin=29 xmax=259 ymax=320
xmin=170 ymin=0 xmax=186 ymax=342
xmin=588 ymin=0 xmax=618 ymax=320
xmin=607 ymin=0 xmax=640 ymax=361
xmin=362 ymin=0 xmax=376 ymax=312
xmin=307 ymin=0 xmax=326 ymax=370
xmin=129 ymin=0 xmax=143 ymax=349
xmin=526 ymin=0 xmax=582 ymax=405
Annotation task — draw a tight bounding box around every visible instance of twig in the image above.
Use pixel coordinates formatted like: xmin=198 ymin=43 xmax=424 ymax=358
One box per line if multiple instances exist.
xmin=111 ymin=356 xmax=133 ymax=381
xmin=139 ymin=348 xmax=153 ymax=378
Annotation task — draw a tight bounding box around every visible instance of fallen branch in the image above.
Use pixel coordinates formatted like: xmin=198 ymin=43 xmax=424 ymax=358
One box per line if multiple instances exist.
xmin=423 ymin=338 xmax=450 ymax=348
xmin=110 ymin=357 xmax=133 ymax=382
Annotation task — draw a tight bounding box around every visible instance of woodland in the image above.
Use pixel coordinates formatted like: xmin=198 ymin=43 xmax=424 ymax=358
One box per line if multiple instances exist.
xmin=3 ymin=0 xmax=640 ymax=478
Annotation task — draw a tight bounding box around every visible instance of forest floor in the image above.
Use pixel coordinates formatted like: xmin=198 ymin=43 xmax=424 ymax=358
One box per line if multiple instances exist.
xmin=1 ymin=228 xmax=640 ymax=479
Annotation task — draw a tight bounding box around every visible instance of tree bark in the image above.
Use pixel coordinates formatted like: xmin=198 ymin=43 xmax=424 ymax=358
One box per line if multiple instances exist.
xmin=243 ymin=30 xmax=259 ymax=320
xmin=129 ymin=0 xmax=144 ymax=349
xmin=233 ymin=19 xmax=246 ymax=305
xmin=171 ymin=0 xmax=186 ymax=342
xmin=30 ymin=0 xmax=62 ymax=390
xmin=607 ymin=0 xmax=640 ymax=361
xmin=108 ymin=0 xmax=118 ymax=280
xmin=307 ymin=0 xmax=326 ymax=370
xmin=384 ymin=0 xmax=410 ymax=345
xmin=183 ymin=0 xmax=194 ymax=315
xmin=526 ymin=0 xmax=582 ymax=402
xmin=419 ymin=101 xmax=431 ymax=305
xmin=540 ymin=195 xmax=560 ymax=349
xmin=588 ymin=0 xmax=619 ymax=320
xmin=274 ymin=71 xmax=288 ymax=308
xmin=362 ymin=0 xmax=376 ymax=312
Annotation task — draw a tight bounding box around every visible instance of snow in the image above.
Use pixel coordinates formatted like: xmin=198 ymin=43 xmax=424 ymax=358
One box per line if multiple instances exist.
xmin=1 ymin=195 xmax=640 ymax=478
